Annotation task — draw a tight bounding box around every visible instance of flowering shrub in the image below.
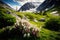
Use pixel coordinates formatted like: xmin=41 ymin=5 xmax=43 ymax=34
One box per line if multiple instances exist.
xmin=0 ymin=19 xmax=40 ymax=40
xmin=15 ymin=19 xmax=40 ymax=38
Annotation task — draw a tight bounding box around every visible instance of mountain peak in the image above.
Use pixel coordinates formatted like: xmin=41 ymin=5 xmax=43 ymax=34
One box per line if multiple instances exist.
xmin=18 ymin=2 xmax=41 ymax=12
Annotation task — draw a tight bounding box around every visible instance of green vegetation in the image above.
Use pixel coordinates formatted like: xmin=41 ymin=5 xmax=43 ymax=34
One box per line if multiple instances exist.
xmin=16 ymin=12 xmax=24 ymax=19
xmin=15 ymin=10 xmax=60 ymax=40
xmin=0 ymin=26 xmax=40 ymax=40
xmin=40 ymin=28 xmax=60 ymax=40
xmin=44 ymin=16 xmax=60 ymax=31
xmin=0 ymin=7 xmax=16 ymax=28
xmin=0 ymin=6 xmax=60 ymax=40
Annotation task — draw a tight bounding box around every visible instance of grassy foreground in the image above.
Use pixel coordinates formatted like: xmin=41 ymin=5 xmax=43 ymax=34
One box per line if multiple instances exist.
xmin=0 ymin=6 xmax=60 ymax=40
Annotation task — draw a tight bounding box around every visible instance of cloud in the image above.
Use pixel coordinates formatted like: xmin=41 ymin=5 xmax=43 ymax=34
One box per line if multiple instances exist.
xmin=7 ymin=2 xmax=20 ymax=10
xmin=12 ymin=5 xmax=21 ymax=10
xmin=13 ymin=0 xmax=45 ymax=8
xmin=13 ymin=0 xmax=45 ymax=2
xmin=17 ymin=0 xmax=45 ymax=5
xmin=13 ymin=0 xmax=27 ymax=5
xmin=13 ymin=0 xmax=26 ymax=2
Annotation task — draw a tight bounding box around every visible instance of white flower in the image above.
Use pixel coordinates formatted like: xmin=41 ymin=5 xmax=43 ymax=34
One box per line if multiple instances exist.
xmin=24 ymin=33 xmax=27 ymax=37
xmin=27 ymin=33 xmax=30 ymax=37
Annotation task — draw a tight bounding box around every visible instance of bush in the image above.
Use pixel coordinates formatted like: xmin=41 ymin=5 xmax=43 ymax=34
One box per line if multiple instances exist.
xmin=44 ymin=16 xmax=60 ymax=31
xmin=0 ymin=26 xmax=40 ymax=40
xmin=0 ymin=11 xmax=16 ymax=28
xmin=0 ymin=20 xmax=40 ymax=40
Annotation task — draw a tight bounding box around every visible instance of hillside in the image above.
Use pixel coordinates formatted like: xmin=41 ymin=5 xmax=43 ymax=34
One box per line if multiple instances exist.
xmin=0 ymin=0 xmax=60 ymax=40
xmin=0 ymin=0 xmax=13 ymax=10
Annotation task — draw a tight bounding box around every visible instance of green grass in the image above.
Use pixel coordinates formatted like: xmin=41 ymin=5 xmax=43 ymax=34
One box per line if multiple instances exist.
xmin=16 ymin=12 xmax=46 ymax=28
xmin=29 ymin=21 xmax=45 ymax=27
xmin=40 ymin=28 xmax=60 ymax=40
xmin=16 ymin=12 xmax=46 ymax=20
xmin=15 ymin=11 xmax=60 ymax=40
xmin=0 ymin=6 xmax=60 ymax=40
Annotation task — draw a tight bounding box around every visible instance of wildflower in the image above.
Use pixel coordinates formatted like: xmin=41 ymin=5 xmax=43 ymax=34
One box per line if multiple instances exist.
xmin=27 ymin=33 xmax=30 ymax=37
xmin=25 ymin=28 xmax=30 ymax=33
xmin=24 ymin=33 xmax=27 ymax=37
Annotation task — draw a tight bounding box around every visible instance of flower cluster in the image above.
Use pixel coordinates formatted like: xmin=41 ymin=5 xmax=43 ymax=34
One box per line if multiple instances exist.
xmin=15 ymin=19 xmax=40 ymax=37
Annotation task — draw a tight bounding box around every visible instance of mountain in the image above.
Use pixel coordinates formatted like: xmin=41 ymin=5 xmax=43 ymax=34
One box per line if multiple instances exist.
xmin=36 ymin=0 xmax=54 ymax=11
xmin=36 ymin=0 xmax=60 ymax=11
xmin=18 ymin=2 xmax=41 ymax=11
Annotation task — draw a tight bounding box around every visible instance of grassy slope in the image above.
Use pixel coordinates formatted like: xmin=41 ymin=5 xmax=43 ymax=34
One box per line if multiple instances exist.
xmin=16 ymin=12 xmax=60 ymax=40
xmin=0 ymin=6 xmax=60 ymax=40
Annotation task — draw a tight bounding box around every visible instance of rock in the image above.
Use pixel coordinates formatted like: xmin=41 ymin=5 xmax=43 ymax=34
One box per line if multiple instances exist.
xmin=51 ymin=11 xmax=58 ymax=14
xmin=39 ymin=18 xmax=45 ymax=22
xmin=50 ymin=11 xmax=59 ymax=16
xmin=6 ymin=11 xmax=11 ymax=14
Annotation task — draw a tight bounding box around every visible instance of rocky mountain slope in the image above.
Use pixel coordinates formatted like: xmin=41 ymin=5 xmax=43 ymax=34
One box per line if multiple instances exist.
xmin=18 ymin=2 xmax=41 ymax=11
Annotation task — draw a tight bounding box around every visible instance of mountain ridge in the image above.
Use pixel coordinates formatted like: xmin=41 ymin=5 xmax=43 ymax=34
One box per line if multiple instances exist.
xmin=18 ymin=2 xmax=41 ymax=11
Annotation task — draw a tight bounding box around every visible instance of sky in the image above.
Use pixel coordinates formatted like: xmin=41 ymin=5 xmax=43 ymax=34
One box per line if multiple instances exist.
xmin=1 ymin=0 xmax=45 ymax=10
